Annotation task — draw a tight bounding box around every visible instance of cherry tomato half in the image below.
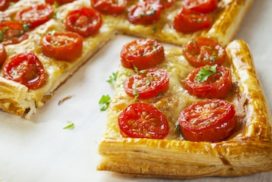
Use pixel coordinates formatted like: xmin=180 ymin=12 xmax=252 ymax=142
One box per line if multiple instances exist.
xmin=128 ymin=1 xmax=162 ymax=25
xmin=119 ymin=102 xmax=169 ymax=139
xmin=0 ymin=21 xmax=29 ymax=45
xmin=183 ymin=0 xmax=218 ymax=14
xmin=125 ymin=68 xmax=169 ymax=99
xmin=41 ymin=31 xmax=83 ymax=61
xmin=183 ymin=37 xmax=227 ymax=67
xmin=0 ymin=0 xmax=9 ymax=11
xmin=183 ymin=65 xmax=232 ymax=98
xmin=173 ymin=8 xmax=213 ymax=34
xmin=3 ymin=53 xmax=47 ymax=89
xmin=179 ymin=99 xmax=236 ymax=142
xmin=0 ymin=44 xmax=7 ymax=66
xmin=16 ymin=4 xmax=54 ymax=29
xmin=65 ymin=7 xmax=102 ymax=37
xmin=120 ymin=39 xmax=165 ymax=70
xmin=91 ymin=0 xmax=127 ymax=15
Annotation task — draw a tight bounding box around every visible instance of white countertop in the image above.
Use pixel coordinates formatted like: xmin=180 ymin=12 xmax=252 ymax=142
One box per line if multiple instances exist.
xmin=0 ymin=1 xmax=271 ymax=182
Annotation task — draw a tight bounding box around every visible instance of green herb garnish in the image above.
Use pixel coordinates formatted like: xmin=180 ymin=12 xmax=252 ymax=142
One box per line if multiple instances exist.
xmin=63 ymin=122 xmax=75 ymax=130
xmin=195 ymin=65 xmax=217 ymax=83
xmin=133 ymin=66 xmax=139 ymax=73
xmin=175 ymin=123 xmax=181 ymax=135
xmin=23 ymin=24 xmax=30 ymax=32
xmin=99 ymin=95 xmax=111 ymax=111
xmin=152 ymin=26 xmax=157 ymax=33
xmin=0 ymin=31 xmax=3 ymax=42
xmin=107 ymin=71 xmax=118 ymax=86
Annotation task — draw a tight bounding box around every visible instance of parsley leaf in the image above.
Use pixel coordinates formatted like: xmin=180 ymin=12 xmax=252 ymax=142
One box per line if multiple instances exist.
xmin=0 ymin=31 xmax=3 ymax=42
xmin=133 ymin=66 xmax=139 ymax=73
xmin=195 ymin=65 xmax=217 ymax=83
xmin=99 ymin=95 xmax=111 ymax=111
xmin=107 ymin=72 xmax=118 ymax=86
xmin=63 ymin=122 xmax=75 ymax=130
xmin=175 ymin=123 xmax=181 ymax=135
xmin=23 ymin=24 xmax=30 ymax=32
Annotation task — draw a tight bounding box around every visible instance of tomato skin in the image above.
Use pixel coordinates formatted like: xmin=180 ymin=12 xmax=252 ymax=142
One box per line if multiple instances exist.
xmin=45 ymin=0 xmax=55 ymax=4
xmin=41 ymin=32 xmax=83 ymax=61
xmin=121 ymin=39 xmax=165 ymax=70
xmin=184 ymin=37 xmax=226 ymax=67
xmin=3 ymin=53 xmax=47 ymax=90
xmin=125 ymin=68 xmax=169 ymax=99
xmin=65 ymin=7 xmax=102 ymax=37
xmin=128 ymin=1 xmax=162 ymax=25
xmin=16 ymin=4 xmax=54 ymax=29
xmin=183 ymin=65 xmax=232 ymax=98
xmin=91 ymin=0 xmax=127 ymax=15
xmin=179 ymin=99 xmax=236 ymax=142
xmin=0 ymin=0 xmax=9 ymax=11
xmin=173 ymin=8 xmax=213 ymax=34
xmin=184 ymin=0 xmax=218 ymax=14
xmin=0 ymin=44 xmax=7 ymax=66
xmin=118 ymin=103 xmax=169 ymax=139
xmin=0 ymin=21 xmax=29 ymax=45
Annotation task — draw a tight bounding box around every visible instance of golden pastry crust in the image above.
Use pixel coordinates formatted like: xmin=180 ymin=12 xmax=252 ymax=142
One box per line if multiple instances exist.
xmin=103 ymin=0 xmax=253 ymax=46
xmin=98 ymin=40 xmax=272 ymax=178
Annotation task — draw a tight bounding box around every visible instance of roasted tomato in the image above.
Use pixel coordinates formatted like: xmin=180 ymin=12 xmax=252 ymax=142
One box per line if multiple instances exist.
xmin=128 ymin=1 xmax=162 ymax=25
xmin=121 ymin=39 xmax=165 ymax=70
xmin=0 ymin=44 xmax=7 ymax=66
xmin=145 ymin=0 xmax=176 ymax=9
xmin=179 ymin=99 xmax=236 ymax=142
xmin=91 ymin=0 xmax=127 ymax=15
xmin=16 ymin=4 xmax=54 ymax=29
xmin=183 ymin=37 xmax=226 ymax=67
xmin=173 ymin=8 xmax=213 ymax=34
xmin=65 ymin=7 xmax=102 ymax=37
xmin=0 ymin=0 xmax=9 ymax=11
xmin=119 ymin=102 xmax=169 ymax=139
xmin=3 ymin=53 xmax=47 ymax=89
xmin=183 ymin=65 xmax=232 ymax=98
xmin=125 ymin=68 xmax=169 ymax=99
xmin=0 ymin=21 xmax=29 ymax=45
xmin=183 ymin=0 xmax=218 ymax=14
xmin=45 ymin=0 xmax=55 ymax=4
xmin=41 ymin=31 xmax=83 ymax=61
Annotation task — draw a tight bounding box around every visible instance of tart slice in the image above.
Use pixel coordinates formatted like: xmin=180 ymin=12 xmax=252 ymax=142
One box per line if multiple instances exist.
xmin=0 ymin=0 xmax=116 ymax=117
xmin=98 ymin=39 xmax=272 ymax=178
xmin=95 ymin=0 xmax=254 ymax=45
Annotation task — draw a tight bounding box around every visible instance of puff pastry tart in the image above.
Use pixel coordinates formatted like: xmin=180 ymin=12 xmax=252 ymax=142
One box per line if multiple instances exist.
xmin=0 ymin=0 xmax=116 ymax=117
xmin=0 ymin=0 xmax=252 ymax=118
xmin=98 ymin=38 xmax=272 ymax=178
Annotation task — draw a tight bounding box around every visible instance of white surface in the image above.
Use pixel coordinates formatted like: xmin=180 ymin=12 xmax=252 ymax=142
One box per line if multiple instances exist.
xmin=0 ymin=1 xmax=272 ymax=182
